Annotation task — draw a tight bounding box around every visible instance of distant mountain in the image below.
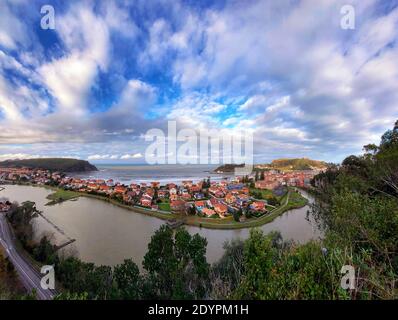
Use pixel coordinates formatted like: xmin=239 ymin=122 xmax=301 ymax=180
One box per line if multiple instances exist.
xmin=0 ymin=158 xmax=98 ymax=172
xmin=213 ymin=158 xmax=328 ymax=173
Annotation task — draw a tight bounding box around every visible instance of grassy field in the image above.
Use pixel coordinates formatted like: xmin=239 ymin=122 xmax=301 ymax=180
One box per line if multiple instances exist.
xmin=287 ymin=190 xmax=308 ymax=208
xmin=158 ymin=202 xmax=171 ymax=211
xmin=250 ymin=187 xmax=274 ymax=198
xmin=46 ymin=189 xmax=81 ymax=205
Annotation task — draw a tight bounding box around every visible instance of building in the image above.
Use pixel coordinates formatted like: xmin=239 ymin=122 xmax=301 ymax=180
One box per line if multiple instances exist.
xmin=202 ymin=208 xmax=216 ymax=217
xmin=213 ymin=203 xmax=228 ymax=217
xmin=170 ymin=200 xmax=186 ymax=213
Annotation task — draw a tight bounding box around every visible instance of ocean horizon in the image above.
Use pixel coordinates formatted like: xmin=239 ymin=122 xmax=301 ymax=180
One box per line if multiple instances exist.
xmin=72 ymin=163 xmax=233 ymax=184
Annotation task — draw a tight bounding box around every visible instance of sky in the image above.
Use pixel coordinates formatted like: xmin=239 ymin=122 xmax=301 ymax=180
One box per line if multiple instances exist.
xmin=0 ymin=0 xmax=398 ymax=164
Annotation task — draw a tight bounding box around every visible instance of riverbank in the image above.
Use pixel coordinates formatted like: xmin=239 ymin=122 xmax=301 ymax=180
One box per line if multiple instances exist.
xmin=1 ymin=182 xmax=308 ymax=230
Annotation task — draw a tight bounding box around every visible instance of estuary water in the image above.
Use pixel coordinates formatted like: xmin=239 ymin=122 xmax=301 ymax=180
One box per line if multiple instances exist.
xmin=0 ymin=185 xmax=321 ymax=267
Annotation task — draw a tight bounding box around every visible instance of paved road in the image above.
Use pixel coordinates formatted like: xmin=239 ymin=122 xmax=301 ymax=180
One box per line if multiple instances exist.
xmin=0 ymin=213 xmax=56 ymax=300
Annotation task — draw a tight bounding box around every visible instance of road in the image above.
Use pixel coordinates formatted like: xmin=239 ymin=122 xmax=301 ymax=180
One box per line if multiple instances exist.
xmin=0 ymin=213 xmax=56 ymax=300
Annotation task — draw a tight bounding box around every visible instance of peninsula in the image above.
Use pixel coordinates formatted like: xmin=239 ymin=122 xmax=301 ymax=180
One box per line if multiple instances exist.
xmin=0 ymin=158 xmax=98 ymax=172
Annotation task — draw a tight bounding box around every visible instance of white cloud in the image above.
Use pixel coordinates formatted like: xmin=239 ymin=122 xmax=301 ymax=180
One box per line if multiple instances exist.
xmin=120 ymin=153 xmax=143 ymax=160
xmin=87 ymin=154 xmax=120 ymax=160
xmin=0 ymin=153 xmax=42 ymax=161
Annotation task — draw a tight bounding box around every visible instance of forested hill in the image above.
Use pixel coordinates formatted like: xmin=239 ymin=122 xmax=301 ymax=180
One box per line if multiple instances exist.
xmin=267 ymin=158 xmax=328 ymax=170
xmin=0 ymin=158 xmax=98 ymax=172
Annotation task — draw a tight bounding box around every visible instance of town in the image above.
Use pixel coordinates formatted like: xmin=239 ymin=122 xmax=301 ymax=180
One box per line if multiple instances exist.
xmin=0 ymin=166 xmax=321 ymax=222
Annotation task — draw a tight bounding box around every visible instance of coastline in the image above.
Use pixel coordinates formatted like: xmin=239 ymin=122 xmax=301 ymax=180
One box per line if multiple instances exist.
xmin=1 ymin=182 xmax=309 ymax=230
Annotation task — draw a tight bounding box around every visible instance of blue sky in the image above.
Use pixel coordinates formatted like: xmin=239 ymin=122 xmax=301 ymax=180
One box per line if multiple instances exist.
xmin=0 ymin=0 xmax=398 ymax=164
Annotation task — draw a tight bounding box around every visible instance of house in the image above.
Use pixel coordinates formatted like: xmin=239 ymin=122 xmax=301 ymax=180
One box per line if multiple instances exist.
xmin=214 ymin=190 xmax=225 ymax=198
xmin=182 ymin=180 xmax=193 ymax=188
xmin=158 ymin=190 xmax=168 ymax=198
xmin=99 ymin=185 xmax=111 ymax=194
xmin=193 ymin=193 xmax=205 ymax=200
xmin=141 ymin=196 xmax=152 ymax=207
xmin=225 ymin=193 xmax=236 ymax=204
xmin=250 ymin=201 xmax=266 ymax=212
xmin=114 ymin=185 xmax=127 ymax=194
xmin=87 ymin=183 xmax=99 ymax=190
xmin=214 ymin=203 xmax=228 ymax=217
xmin=181 ymin=193 xmax=191 ymax=200
xmin=170 ymin=200 xmax=186 ymax=213
xmin=202 ymin=208 xmax=216 ymax=217
xmin=0 ymin=201 xmax=11 ymax=213
xmin=151 ymin=181 xmax=160 ymax=188
xmin=255 ymin=180 xmax=280 ymax=190
xmin=190 ymin=185 xmax=201 ymax=193
xmin=194 ymin=201 xmax=206 ymax=210
xmin=170 ymin=194 xmax=179 ymax=201
xmin=167 ymin=183 xmax=177 ymax=190
xmin=209 ymin=198 xmax=219 ymax=207
xmin=227 ymin=183 xmax=244 ymax=191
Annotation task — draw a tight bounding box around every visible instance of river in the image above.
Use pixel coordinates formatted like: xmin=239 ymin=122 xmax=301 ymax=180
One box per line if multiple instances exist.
xmin=0 ymin=185 xmax=321 ymax=267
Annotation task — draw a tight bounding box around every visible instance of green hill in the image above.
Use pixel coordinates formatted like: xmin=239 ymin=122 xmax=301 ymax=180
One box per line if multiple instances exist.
xmin=267 ymin=158 xmax=328 ymax=171
xmin=0 ymin=158 xmax=98 ymax=172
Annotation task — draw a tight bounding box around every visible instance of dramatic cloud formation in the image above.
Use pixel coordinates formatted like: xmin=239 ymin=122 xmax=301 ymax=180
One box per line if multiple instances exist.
xmin=0 ymin=0 xmax=397 ymax=163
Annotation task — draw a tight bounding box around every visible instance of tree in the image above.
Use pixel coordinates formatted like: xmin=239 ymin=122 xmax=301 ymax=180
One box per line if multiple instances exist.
xmin=233 ymin=208 xmax=242 ymax=222
xmin=33 ymin=236 xmax=57 ymax=264
xmin=380 ymin=120 xmax=398 ymax=150
xmin=210 ymin=239 xmax=245 ymax=299
xmin=260 ymin=171 xmax=265 ymax=180
xmin=112 ymin=259 xmax=141 ymax=299
xmin=143 ymin=225 xmax=210 ymax=299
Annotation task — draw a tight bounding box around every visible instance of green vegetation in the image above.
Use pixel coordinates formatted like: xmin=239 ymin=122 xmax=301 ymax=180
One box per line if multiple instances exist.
xmin=46 ymin=189 xmax=80 ymax=205
xmin=267 ymin=157 xmax=328 ymax=171
xmin=286 ymin=190 xmax=308 ymax=208
xmin=231 ymin=230 xmax=351 ymax=299
xmin=157 ymin=198 xmax=171 ymax=211
xmin=0 ymin=158 xmax=97 ymax=172
xmin=250 ymin=187 xmax=283 ymax=206
xmin=213 ymin=163 xmax=245 ymax=173
xmin=0 ymin=248 xmax=28 ymax=299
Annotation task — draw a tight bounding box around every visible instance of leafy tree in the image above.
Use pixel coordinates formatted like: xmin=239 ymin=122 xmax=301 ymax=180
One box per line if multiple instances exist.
xmin=112 ymin=259 xmax=141 ymax=299
xmin=233 ymin=208 xmax=242 ymax=222
xmin=143 ymin=225 xmax=210 ymax=299
xmin=33 ymin=236 xmax=58 ymax=264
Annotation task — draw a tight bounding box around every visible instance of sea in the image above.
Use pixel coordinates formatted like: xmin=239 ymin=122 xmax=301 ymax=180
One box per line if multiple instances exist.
xmin=71 ymin=164 xmax=233 ymax=185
